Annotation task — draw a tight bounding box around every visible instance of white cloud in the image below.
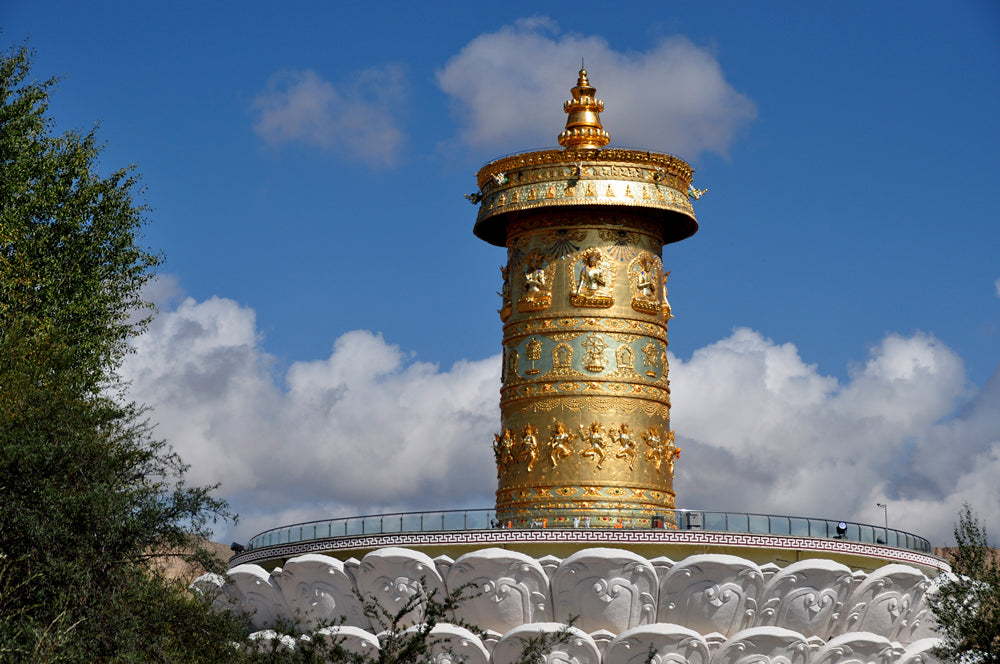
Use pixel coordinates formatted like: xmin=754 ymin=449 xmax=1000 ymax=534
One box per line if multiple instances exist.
xmin=251 ymin=67 xmax=407 ymax=167
xmin=121 ymin=293 xmax=499 ymax=541
xmin=671 ymin=328 xmax=1000 ymax=545
xmin=122 ymin=294 xmax=1000 ymax=547
xmin=437 ymin=18 xmax=755 ymax=158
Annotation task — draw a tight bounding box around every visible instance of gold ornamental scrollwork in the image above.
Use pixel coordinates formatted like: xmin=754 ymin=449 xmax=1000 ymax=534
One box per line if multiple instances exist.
xmin=569 ymin=248 xmax=614 ymax=308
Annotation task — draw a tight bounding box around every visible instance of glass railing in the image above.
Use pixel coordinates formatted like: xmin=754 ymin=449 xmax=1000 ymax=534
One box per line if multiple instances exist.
xmin=243 ymin=508 xmax=932 ymax=555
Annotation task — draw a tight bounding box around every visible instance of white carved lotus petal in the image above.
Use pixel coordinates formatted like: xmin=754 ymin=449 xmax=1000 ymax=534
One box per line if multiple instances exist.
xmin=710 ymin=626 xmax=809 ymax=664
xmin=402 ymin=623 xmax=490 ymax=664
xmin=493 ymin=623 xmax=600 ymax=664
xmin=314 ymin=625 xmax=381 ymax=657
xmin=658 ymin=555 xmax=763 ymax=638
xmin=898 ymin=637 xmax=944 ymax=664
xmin=355 ymin=547 xmax=445 ymax=629
xmin=190 ymin=572 xmax=239 ymax=613
xmin=841 ymin=565 xmax=928 ymax=638
xmin=604 ymin=623 xmax=710 ymax=664
xmin=552 ymin=548 xmax=657 ymax=634
xmin=759 ymin=559 xmax=854 ymax=637
xmin=448 ymin=548 xmax=552 ymax=633
xmin=271 ymin=553 xmax=366 ymax=630
xmin=228 ymin=563 xmax=288 ymax=630
xmin=811 ymin=631 xmax=902 ymax=664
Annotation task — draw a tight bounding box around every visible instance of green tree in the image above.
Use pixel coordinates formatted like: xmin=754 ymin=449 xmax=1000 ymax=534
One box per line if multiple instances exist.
xmin=930 ymin=504 xmax=1000 ymax=664
xmin=0 ymin=42 xmax=247 ymax=663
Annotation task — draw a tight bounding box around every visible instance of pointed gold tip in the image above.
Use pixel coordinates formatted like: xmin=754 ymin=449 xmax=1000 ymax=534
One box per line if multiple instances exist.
xmin=558 ymin=67 xmax=610 ymax=149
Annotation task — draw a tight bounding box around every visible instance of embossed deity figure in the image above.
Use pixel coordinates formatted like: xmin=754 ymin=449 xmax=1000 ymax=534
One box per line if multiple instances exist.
xmin=577 ymin=252 xmax=606 ymax=296
xmin=523 ymin=256 xmax=546 ymax=293
xmin=614 ymin=424 xmax=638 ymax=471
xmin=498 ymin=265 xmax=512 ymax=320
xmin=520 ymin=424 xmax=539 ymax=472
xmin=548 ymin=422 xmax=574 ymax=468
xmin=579 ymin=422 xmax=608 ymax=469
xmin=641 ymin=427 xmax=680 ymax=475
xmin=493 ymin=429 xmax=515 ymax=477
xmin=636 ymin=258 xmax=656 ymax=298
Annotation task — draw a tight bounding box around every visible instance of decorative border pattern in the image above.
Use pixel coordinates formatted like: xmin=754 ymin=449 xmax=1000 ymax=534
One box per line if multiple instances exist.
xmin=230 ymin=529 xmax=949 ymax=572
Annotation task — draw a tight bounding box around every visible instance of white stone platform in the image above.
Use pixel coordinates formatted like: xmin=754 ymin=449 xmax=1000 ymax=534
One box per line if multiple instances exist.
xmin=197 ymin=545 xmax=945 ymax=663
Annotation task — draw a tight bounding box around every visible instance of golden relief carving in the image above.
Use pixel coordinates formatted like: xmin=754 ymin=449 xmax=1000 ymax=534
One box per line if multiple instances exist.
xmin=501 ymin=382 xmax=671 ymax=408
xmin=662 ymin=271 xmax=674 ymax=323
xmin=643 ymin=427 xmax=681 ymax=476
xmin=506 ymin=315 xmax=667 ymax=341
xmin=613 ymin=423 xmax=638 ymax=471
xmin=569 ymin=248 xmax=614 ymax=308
xmin=506 ymin=215 xmax=664 ymax=245
xmin=598 ymin=228 xmax=644 ymax=262
xmin=642 ymin=340 xmax=661 ymax=377
xmin=493 ymin=428 xmax=515 ymax=477
xmin=551 ymin=342 xmax=573 ymax=374
xmin=475 ymin=148 xmax=693 ymax=193
xmin=498 ymin=265 xmax=512 ymax=321
xmin=579 ymin=422 xmax=609 ymax=469
xmin=506 ymin=349 xmax=520 ymax=383
xmin=520 ymin=424 xmax=539 ymax=471
xmin=629 ymin=253 xmax=663 ymax=315
xmin=525 ymin=337 xmax=543 ymax=375
xmin=580 ymin=333 xmax=609 ymax=372
xmin=547 ymin=422 xmax=575 ymax=468
xmin=539 ymin=227 xmax=586 ymax=259
xmin=615 ymin=344 xmax=635 ymax=373
xmin=501 ymin=396 xmax=670 ymax=418
xmin=517 ymin=252 xmax=552 ymax=312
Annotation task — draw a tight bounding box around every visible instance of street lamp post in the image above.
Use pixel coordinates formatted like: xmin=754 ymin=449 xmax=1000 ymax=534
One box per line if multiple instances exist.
xmin=876 ymin=503 xmax=888 ymax=533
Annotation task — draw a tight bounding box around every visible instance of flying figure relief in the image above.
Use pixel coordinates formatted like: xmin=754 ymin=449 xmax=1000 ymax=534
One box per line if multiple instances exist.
xmin=579 ymin=421 xmax=608 ymax=469
xmin=614 ymin=423 xmax=638 ymax=471
xmin=520 ymin=424 xmax=539 ymax=471
xmin=547 ymin=422 xmax=575 ymax=468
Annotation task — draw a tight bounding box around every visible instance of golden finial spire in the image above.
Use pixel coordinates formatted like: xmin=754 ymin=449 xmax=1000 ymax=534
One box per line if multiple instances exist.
xmin=558 ymin=67 xmax=610 ymax=149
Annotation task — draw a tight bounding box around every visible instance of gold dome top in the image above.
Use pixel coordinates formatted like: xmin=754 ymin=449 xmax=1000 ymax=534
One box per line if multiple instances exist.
xmin=558 ymin=68 xmax=611 ymax=149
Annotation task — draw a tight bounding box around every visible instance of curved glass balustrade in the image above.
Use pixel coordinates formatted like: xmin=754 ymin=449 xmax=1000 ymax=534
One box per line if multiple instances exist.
xmin=243 ymin=508 xmax=932 ymax=554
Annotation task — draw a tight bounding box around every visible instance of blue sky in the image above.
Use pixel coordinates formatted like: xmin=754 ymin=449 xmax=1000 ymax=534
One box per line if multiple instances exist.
xmin=5 ymin=2 xmax=999 ymax=545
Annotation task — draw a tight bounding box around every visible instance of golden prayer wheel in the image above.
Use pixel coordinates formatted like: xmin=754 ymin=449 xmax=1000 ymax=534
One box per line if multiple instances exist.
xmin=472 ymin=69 xmax=700 ymax=528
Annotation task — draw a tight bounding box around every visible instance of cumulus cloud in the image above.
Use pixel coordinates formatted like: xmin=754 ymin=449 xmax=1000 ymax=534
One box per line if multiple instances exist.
xmin=671 ymin=328 xmax=1000 ymax=544
xmin=122 ymin=293 xmax=499 ymax=540
xmin=122 ymin=294 xmax=999 ymax=546
xmin=252 ymin=66 xmax=407 ymax=167
xmin=437 ymin=18 xmax=755 ymax=157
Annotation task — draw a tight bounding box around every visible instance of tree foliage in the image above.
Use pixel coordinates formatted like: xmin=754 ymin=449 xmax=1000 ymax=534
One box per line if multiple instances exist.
xmin=930 ymin=504 xmax=1000 ymax=664
xmin=0 ymin=42 xmax=245 ymax=663
xmin=0 ymin=41 xmax=572 ymax=664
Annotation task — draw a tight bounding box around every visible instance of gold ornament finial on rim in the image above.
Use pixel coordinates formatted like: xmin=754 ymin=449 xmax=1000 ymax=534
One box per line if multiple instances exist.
xmin=558 ymin=67 xmax=610 ymax=149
